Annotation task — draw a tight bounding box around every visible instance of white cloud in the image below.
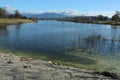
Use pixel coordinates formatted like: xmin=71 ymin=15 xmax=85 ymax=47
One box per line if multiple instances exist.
xmin=80 ymin=11 xmax=115 ymax=18
xmin=2 ymin=5 xmax=115 ymax=17
xmin=3 ymin=5 xmax=115 ymax=17
xmin=2 ymin=5 xmax=16 ymax=14
xmin=62 ymin=9 xmax=81 ymax=16
xmin=22 ymin=9 xmax=115 ymax=18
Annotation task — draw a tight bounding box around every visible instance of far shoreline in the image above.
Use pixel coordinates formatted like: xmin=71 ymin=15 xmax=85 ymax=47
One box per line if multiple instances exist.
xmin=56 ymin=19 xmax=120 ymax=26
xmin=40 ymin=19 xmax=120 ymax=26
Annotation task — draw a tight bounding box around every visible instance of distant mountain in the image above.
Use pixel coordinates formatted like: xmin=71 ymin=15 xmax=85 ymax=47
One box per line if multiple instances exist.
xmin=22 ymin=10 xmax=81 ymax=18
xmin=23 ymin=12 xmax=70 ymax=18
xmin=22 ymin=11 xmax=114 ymax=18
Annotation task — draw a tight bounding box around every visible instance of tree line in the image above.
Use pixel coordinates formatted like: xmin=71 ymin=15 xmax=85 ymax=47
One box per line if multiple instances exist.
xmin=0 ymin=7 xmax=27 ymax=19
xmin=111 ymin=11 xmax=120 ymax=23
xmin=57 ymin=11 xmax=120 ymax=24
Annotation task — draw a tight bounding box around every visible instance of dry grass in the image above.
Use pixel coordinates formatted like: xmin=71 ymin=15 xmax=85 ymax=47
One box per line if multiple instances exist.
xmin=0 ymin=18 xmax=32 ymax=25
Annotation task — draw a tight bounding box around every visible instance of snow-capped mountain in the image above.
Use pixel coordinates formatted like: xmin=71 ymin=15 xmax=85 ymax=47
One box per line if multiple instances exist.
xmin=22 ymin=10 xmax=114 ymax=18
xmin=22 ymin=10 xmax=81 ymax=18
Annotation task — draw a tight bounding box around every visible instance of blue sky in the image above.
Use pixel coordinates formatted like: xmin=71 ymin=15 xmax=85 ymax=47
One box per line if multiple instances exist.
xmin=0 ymin=0 xmax=120 ymax=17
xmin=0 ymin=0 xmax=120 ymax=12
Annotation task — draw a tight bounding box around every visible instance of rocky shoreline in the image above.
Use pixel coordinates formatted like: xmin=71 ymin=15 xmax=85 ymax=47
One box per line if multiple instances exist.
xmin=0 ymin=53 xmax=119 ymax=80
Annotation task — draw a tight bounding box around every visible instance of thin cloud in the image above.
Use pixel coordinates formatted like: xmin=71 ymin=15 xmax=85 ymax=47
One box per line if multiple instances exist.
xmin=1 ymin=5 xmax=115 ymax=17
xmin=2 ymin=5 xmax=16 ymax=14
xmin=23 ymin=10 xmax=115 ymax=18
xmin=81 ymin=11 xmax=115 ymax=18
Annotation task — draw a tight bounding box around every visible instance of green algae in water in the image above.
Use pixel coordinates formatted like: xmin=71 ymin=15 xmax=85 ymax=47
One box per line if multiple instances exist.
xmin=0 ymin=47 xmax=120 ymax=75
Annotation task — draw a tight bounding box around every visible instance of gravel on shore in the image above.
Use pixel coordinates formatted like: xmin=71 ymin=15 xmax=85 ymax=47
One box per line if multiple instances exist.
xmin=0 ymin=53 xmax=118 ymax=80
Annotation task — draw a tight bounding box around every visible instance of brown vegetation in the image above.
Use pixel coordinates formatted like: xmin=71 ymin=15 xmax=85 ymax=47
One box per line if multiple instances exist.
xmin=0 ymin=18 xmax=32 ymax=25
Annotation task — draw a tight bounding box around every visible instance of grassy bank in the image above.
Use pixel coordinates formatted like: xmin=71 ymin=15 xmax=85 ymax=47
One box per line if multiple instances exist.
xmin=0 ymin=18 xmax=32 ymax=26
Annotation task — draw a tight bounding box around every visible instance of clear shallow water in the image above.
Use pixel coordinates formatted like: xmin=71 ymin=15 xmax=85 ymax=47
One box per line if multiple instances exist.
xmin=0 ymin=20 xmax=120 ymax=57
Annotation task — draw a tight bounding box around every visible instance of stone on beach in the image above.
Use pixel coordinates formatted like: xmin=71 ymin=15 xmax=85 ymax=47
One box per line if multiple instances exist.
xmin=0 ymin=53 xmax=118 ymax=80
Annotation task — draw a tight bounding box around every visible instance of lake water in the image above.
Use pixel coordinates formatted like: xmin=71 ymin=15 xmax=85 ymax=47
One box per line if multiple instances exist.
xmin=0 ymin=20 xmax=120 ymax=58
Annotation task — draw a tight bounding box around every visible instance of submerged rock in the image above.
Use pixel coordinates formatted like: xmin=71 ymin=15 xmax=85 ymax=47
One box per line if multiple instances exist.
xmin=20 ymin=56 xmax=33 ymax=61
xmin=7 ymin=60 xmax=14 ymax=64
xmin=23 ymin=64 xmax=32 ymax=68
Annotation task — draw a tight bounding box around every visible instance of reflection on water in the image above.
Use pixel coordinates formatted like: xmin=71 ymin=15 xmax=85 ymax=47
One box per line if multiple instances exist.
xmin=111 ymin=25 xmax=120 ymax=29
xmin=66 ymin=33 xmax=120 ymax=58
xmin=0 ymin=20 xmax=120 ymax=58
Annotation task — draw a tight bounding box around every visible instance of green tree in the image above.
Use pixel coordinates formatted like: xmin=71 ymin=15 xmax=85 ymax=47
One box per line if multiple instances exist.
xmin=97 ymin=15 xmax=108 ymax=21
xmin=98 ymin=15 xmax=104 ymax=20
xmin=0 ymin=7 xmax=7 ymax=18
xmin=112 ymin=11 xmax=120 ymax=23
xmin=14 ymin=10 xmax=22 ymax=18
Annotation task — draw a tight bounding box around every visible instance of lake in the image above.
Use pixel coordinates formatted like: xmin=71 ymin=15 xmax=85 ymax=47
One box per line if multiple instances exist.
xmin=1 ymin=20 xmax=120 ymax=54
xmin=0 ymin=20 xmax=120 ymax=71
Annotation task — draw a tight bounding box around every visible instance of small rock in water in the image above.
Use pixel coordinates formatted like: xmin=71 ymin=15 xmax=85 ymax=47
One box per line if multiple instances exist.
xmin=52 ymin=62 xmax=58 ymax=66
xmin=47 ymin=61 xmax=52 ymax=64
xmin=7 ymin=60 xmax=14 ymax=64
xmin=20 ymin=56 xmax=33 ymax=61
xmin=23 ymin=64 xmax=32 ymax=68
